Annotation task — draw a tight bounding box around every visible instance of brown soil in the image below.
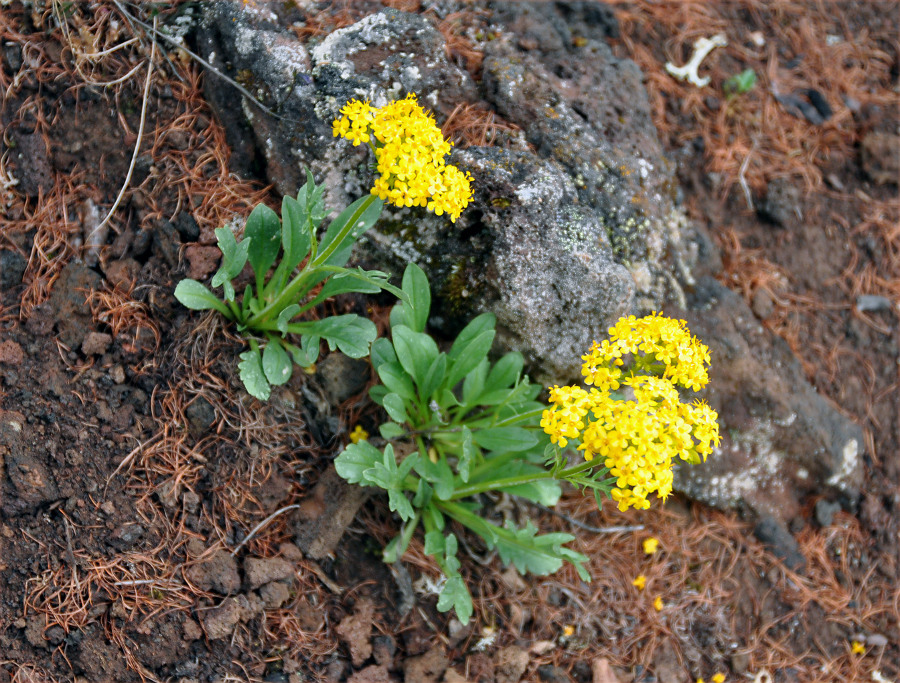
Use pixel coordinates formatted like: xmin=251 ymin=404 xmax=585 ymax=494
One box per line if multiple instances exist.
xmin=0 ymin=2 xmax=897 ymax=682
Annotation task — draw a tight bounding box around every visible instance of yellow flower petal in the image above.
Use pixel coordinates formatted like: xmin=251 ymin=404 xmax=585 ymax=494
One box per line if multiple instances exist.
xmin=643 ymin=537 xmax=660 ymax=555
xmin=632 ymin=575 xmax=646 ymax=590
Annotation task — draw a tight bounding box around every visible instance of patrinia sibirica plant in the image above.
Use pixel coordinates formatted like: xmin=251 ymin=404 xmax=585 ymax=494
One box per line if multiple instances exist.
xmin=174 ymin=95 xmax=472 ymax=400
xmin=335 ymin=266 xmax=720 ymax=624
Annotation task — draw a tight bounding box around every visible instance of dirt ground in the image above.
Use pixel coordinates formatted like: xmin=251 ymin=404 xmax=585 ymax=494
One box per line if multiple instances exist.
xmin=0 ymin=2 xmax=897 ymax=682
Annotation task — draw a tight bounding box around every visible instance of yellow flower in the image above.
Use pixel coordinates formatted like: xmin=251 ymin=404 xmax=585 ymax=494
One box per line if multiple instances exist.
xmin=642 ymin=537 xmax=659 ymax=555
xmin=632 ymin=574 xmax=646 ymax=590
xmin=562 ymin=625 xmax=574 ymax=637
xmin=653 ymin=595 xmax=664 ymax=611
xmin=697 ymin=679 xmax=705 ymax=683
xmin=349 ymin=425 xmax=369 ymax=444
xmin=712 ymin=674 xmax=726 ymax=683
xmin=333 ymin=94 xmax=472 ymax=222
xmin=542 ymin=314 xmax=719 ymax=512
xmin=851 ymin=640 xmax=866 ymax=655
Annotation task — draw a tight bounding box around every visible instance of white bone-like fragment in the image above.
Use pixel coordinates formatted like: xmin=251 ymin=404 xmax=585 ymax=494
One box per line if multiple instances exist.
xmin=665 ymin=33 xmax=728 ymax=88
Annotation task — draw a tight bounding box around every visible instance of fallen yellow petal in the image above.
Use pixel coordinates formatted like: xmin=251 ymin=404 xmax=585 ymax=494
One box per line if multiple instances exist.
xmin=632 ymin=574 xmax=646 ymax=590
xmin=643 ymin=537 xmax=660 ymax=555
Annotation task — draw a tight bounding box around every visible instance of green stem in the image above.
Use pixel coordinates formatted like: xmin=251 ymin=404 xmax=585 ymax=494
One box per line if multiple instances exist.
xmin=246 ymin=267 xmax=319 ymax=327
xmin=448 ymin=458 xmax=597 ymax=501
xmin=310 ymin=195 xmax=378 ymax=268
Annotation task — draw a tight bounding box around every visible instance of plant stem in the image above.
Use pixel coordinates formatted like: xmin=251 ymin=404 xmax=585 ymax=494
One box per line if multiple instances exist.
xmin=447 ymin=458 xmax=597 ymax=501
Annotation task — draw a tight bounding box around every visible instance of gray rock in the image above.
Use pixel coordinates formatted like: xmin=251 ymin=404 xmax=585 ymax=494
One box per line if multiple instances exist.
xmin=760 ymin=177 xmax=802 ymax=227
xmin=0 ymin=249 xmax=27 ymax=289
xmin=673 ymin=280 xmax=863 ymax=521
xmin=814 ymin=499 xmax=841 ymax=527
xmin=185 ymin=396 xmax=217 ymax=437
xmin=753 ymin=515 xmax=806 ymax=572
xmin=196 ymin=2 xmax=864 ymax=517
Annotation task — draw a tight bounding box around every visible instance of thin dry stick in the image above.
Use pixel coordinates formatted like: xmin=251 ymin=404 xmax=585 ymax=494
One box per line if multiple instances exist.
xmin=91 ymin=15 xmax=157 ymax=240
xmin=231 ymin=504 xmax=300 ymax=556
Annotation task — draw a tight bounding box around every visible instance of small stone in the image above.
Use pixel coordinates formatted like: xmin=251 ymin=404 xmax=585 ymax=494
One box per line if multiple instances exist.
xmin=201 ymin=597 xmax=243 ymax=640
xmin=759 ymin=177 xmax=802 ymax=228
xmin=102 ymin=258 xmax=141 ymax=289
xmin=538 ymin=665 xmax=573 ymax=682
xmin=0 ymin=340 xmax=24 ymax=365
xmin=372 ymin=634 xmax=396 ymax=668
xmin=347 ymin=665 xmax=393 ymax=683
xmin=185 ymin=550 xmax=241 ymax=594
xmin=731 ymin=652 xmax=750 ymax=675
xmin=185 ymin=245 xmax=221 ymax=280
xmin=495 ymin=646 xmax=529 ymax=683
xmin=337 ymin=598 xmax=375 ymax=667
xmin=182 ymin=491 xmax=201 ymax=514
xmin=174 ymin=212 xmax=201 ymax=242
xmin=403 ymin=646 xmax=448 ymax=683
xmin=443 ymin=669 xmax=471 ymax=683
xmin=109 ymin=364 xmax=126 ymax=385
xmin=182 ymin=618 xmax=203 ymax=641
xmin=108 ymin=523 xmax=144 ymax=549
xmin=259 ymin=581 xmax=291 ymax=609
xmin=185 ymin=397 xmax=216 ymax=437
xmin=244 ymin=556 xmax=295 ymax=590
xmin=861 ymin=131 xmax=900 ymax=185
xmin=751 ymin=289 xmax=774 ymax=320
xmin=100 ymin=501 xmax=116 ymax=516
xmin=0 ymin=250 xmax=27 ymax=289
xmin=814 ymin=499 xmax=841 ymax=527
xmin=81 ymin=332 xmax=112 ymax=356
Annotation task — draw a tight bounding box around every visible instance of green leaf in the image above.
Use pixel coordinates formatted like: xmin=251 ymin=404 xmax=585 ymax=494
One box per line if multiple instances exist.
xmin=419 ymin=352 xmax=447 ymax=401
xmin=245 ymin=203 xmax=282 ymax=280
xmin=412 ymin=478 xmax=433 ymax=508
xmin=211 ymin=226 xmax=250 ymax=293
xmin=290 ymin=335 xmax=319 ymax=367
xmin=461 ymin=358 xmax=489 ymax=406
xmin=281 ymin=195 xmax=312 ymax=272
xmin=392 ymin=325 xmax=439 ymax=388
xmin=501 ymin=478 xmax=561 ymax=506
xmin=382 ymin=393 xmax=410 ymax=423
xmin=313 ymin=269 xmax=385 ymax=304
xmin=314 ymin=195 xmax=383 ymax=268
xmin=291 ymin=315 xmax=376 ymax=358
xmin=446 ymin=327 xmax=495 ymax=390
xmin=414 ymin=456 xmax=455 ymax=501
xmin=377 ymin=362 xmax=417 ymax=402
xmin=379 ymin=422 xmax=405 ymax=440
xmin=371 ymin=337 xmax=398 ymax=369
xmin=276 ymin=304 xmax=302 ymax=334
xmin=424 ymin=530 xmax=445 ymax=556
xmin=486 ymin=352 xmax=523 ymax=390
xmin=471 ymin=426 xmax=538 ymax=453
xmin=723 ymin=68 xmax=757 ymax=96
xmin=334 ymin=440 xmax=383 ymax=485
xmin=459 ymin=426 xmax=475 ymax=483
xmin=437 ymin=576 xmax=473 ymax=625
xmin=174 ymin=280 xmax=230 ymax=315
xmin=262 ymin=340 xmax=292 ymax=386
xmin=559 ymin=546 xmax=592 ymax=582
xmin=299 ymin=169 xmax=327 ymax=231
xmin=425 ymin=503 xmax=445 ymax=532
xmin=401 ymin=263 xmax=431 ymax=333
xmin=494 ymin=520 xmax=578 ymax=577
xmin=364 ymin=442 xmax=419 ymax=522
xmin=238 ymin=347 xmax=271 ymax=401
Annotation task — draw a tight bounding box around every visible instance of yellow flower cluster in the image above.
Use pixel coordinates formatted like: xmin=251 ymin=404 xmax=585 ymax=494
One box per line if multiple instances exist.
xmin=332 ymin=95 xmax=473 ymax=222
xmin=541 ymin=314 xmax=720 ymax=512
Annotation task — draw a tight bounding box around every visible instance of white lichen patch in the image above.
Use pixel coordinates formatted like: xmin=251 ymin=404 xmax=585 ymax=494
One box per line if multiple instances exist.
xmin=676 ymin=417 xmax=786 ymax=510
xmin=827 ymin=438 xmax=859 ymax=488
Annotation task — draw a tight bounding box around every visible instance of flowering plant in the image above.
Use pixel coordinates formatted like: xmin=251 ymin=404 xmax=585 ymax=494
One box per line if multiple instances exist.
xmin=336 ymin=278 xmax=720 ymax=623
xmin=174 ymin=172 xmax=402 ymax=400
xmin=333 ymin=94 xmax=473 ymax=222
